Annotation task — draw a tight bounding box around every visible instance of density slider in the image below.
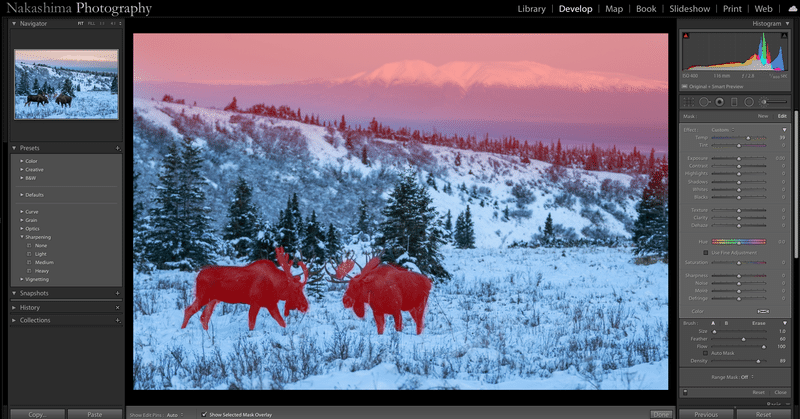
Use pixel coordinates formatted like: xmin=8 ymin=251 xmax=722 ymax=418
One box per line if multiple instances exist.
xmin=710 ymin=224 xmax=766 ymax=228
xmin=711 ymin=238 xmax=766 ymax=245
xmin=711 ymin=156 xmax=766 ymax=160
xmin=711 ymin=208 xmax=766 ymax=212
xmin=708 ymin=359 xmax=766 ymax=364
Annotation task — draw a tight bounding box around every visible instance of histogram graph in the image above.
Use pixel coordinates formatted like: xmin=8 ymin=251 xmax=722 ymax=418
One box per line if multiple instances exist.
xmin=682 ymin=32 xmax=788 ymax=71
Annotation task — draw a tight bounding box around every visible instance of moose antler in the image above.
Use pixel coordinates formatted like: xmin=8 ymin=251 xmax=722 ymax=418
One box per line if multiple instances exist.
xmin=325 ymin=250 xmax=357 ymax=283
xmin=275 ymin=248 xmax=316 ymax=285
xmin=357 ymin=248 xmax=385 ymax=274
xmin=275 ymin=247 xmax=292 ymax=273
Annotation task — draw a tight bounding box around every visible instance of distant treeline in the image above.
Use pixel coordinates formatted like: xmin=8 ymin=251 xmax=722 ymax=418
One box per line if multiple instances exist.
xmin=163 ymin=94 xmax=667 ymax=175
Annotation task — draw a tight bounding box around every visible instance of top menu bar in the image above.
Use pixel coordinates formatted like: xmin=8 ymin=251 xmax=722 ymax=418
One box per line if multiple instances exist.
xmin=516 ymin=4 xmax=794 ymax=16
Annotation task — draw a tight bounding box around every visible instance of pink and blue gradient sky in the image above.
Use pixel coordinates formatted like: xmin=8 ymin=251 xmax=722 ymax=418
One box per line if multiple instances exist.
xmin=134 ymin=34 xmax=667 ymax=150
xmin=134 ymin=34 xmax=667 ymax=85
xmin=16 ymin=49 xmax=118 ymax=71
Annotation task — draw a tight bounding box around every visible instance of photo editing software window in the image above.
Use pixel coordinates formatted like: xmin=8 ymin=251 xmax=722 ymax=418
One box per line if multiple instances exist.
xmin=1 ymin=4 xmax=798 ymax=419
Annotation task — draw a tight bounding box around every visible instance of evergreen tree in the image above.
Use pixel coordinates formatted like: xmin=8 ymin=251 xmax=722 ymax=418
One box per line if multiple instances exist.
xmin=444 ymin=210 xmax=453 ymax=236
xmin=339 ymin=115 xmax=347 ymax=131
xmin=426 ymin=172 xmax=438 ymax=191
xmin=555 ymin=139 xmax=563 ymax=165
xmin=361 ymin=146 xmax=369 ymax=166
xmin=301 ymin=210 xmax=326 ymax=262
xmin=376 ymin=170 xmax=450 ymax=281
xmin=16 ymin=70 xmax=29 ymax=95
xmin=454 ymin=206 xmax=475 ymax=249
xmin=250 ymin=217 xmax=278 ymax=261
xmin=145 ymin=143 xmax=181 ymax=267
xmin=454 ymin=212 xmax=466 ymax=246
xmin=110 ymin=76 xmax=118 ymax=94
xmin=32 ymin=78 xmax=40 ymax=94
xmin=277 ymin=194 xmax=303 ymax=255
xmin=290 ymin=193 xmax=304 ymax=241
xmin=278 ymin=207 xmax=297 ymax=255
xmin=224 ymin=96 xmax=239 ymax=112
xmin=223 ymin=176 xmax=259 ymax=258
xmin=454 ymin=152 xmax=462 ymax=166
xmin=355 ymin=198 xmax=371 ymax=237
xmin=543 ymin=213 xmax=554 ymax=243
xmin=146 ymin=138 xmax=216 ymax=270
xmin=61 ymin=78 xmax=75 ymax=97
xmin=132 ymin=171 xmax=149 ymax=270
xmin=175 ymin=137 xmax=216 ymax=268
xmin=324 ymin=223 xmax=341 ymax=258
xmin=632 ymin=163 xmax=668 ymax=258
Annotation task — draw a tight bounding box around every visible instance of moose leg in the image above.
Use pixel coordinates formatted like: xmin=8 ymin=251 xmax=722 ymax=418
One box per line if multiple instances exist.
xmin=181 ymin=300 xmax=202 ymax=329
xmin=182 ymin=298 xmax=206 ymax=329
xmin=373 ymin=311 xmax=386 ymax=334
xmin=247 ymin=305 xmax=261 ymax=330
xmin=265 ymin=303 xmax=287 ymax=328
xmin=200 ymin=300 xmax=220 ymax=330
xmin=410 ymin=307 xmax=425 ymax=334
xmin=393 ymin=310 xmax=403 ymax=332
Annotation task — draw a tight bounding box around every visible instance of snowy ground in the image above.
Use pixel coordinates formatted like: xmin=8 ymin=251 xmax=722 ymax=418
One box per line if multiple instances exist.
xmin=133 ymin=246 xmax=668 ymax=390
xmin=14 ymin=91 xmax=118 ymax=119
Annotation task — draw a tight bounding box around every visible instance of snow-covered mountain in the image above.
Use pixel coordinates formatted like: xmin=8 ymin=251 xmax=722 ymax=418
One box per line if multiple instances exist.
xmin=339 ymin=60 xmax=667 ymax=92
xmin=134 ymin=59 xmax=667 ymax=148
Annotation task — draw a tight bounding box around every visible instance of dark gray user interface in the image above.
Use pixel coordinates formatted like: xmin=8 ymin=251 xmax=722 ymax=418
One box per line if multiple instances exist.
xmin=678 ymin=19 xmax=793 ymax=413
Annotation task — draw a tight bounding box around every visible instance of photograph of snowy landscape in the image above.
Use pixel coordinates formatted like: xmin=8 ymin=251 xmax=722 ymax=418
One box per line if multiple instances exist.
xmin=132 ymin=34 xmax=669 ymax=390
xmin=14 ymin=49 xmax=119 ymax=119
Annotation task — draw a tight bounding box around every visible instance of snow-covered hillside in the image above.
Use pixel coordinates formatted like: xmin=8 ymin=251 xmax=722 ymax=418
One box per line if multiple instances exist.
xmin=133 ymin=98 xmax=644 ymax=247
xmin=15 ymin=61 xmax=116 ymax=92
xmin=132 ymin=98 xmax=668 ymax=390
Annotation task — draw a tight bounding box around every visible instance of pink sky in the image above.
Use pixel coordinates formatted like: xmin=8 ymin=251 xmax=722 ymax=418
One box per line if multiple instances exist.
xmin=134 ymin=34 xmax=667 ymax=85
